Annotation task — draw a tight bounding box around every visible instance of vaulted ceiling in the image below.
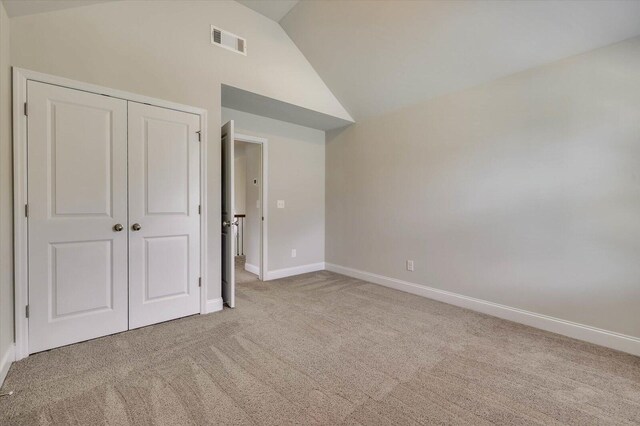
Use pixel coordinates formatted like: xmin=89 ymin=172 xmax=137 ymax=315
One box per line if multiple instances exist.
xmin=280 ymin=0 xmax=640 ymax=120
xmin=5 ymin=0 xmax=640 ymax=123
xmin=2 ymin=0 xmax=113 ymax=17
xmin=235 ymin=0 xmax=298 ymax=22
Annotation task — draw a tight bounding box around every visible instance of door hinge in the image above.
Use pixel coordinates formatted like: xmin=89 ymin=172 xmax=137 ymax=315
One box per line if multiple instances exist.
xmin=196 ymin=130 xmax=201 ymax=142
xmin=25 ymin=204 xmax=28 ymax=218
xmin=24 ymin=102 xmax=28 ymax=116
xmin=198 ymin=205 xmax=201 ymax=215
xmin=25 ymin=305 xmax=29 ymax=318
xmin=198 ymin=277 xmax=202 ymax=288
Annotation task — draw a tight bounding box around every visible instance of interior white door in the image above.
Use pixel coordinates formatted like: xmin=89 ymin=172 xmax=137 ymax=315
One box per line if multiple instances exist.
xmin=221 ymin=121 xmax=236 ymax=308
xmin=27 ymin=81 xmax=129 ymax=353
xmin=128 ymin=102 xmax=201 ymax=329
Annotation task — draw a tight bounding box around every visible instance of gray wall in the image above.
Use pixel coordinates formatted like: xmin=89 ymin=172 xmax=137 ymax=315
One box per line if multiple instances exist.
xmin=6 ymin=0 xmax=347 ymax=310
xmin=0 ymin=0 xmax=13 ymax=372
xmin=222 ymin=107 xmax=325 ymax=273
xmin=326 ymin=37 xmax=640 ymax=338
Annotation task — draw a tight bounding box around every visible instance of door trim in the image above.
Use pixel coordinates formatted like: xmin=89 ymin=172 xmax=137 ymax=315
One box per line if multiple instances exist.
xmin=235 ymin=133 xmax=268 ymax=281
xmin=12 ymin=67 xmax=209 ymax=360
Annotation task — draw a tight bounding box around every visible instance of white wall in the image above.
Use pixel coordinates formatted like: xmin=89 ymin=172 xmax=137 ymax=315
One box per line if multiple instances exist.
xmin=222 ymin=107 xmax=325 ymax=274
xmin=326 ymin=37 xmax=640 ymax=344
xmin=6 ymin=0 xmax=348 ymax=310
xmin=0 ymin=0 xmax=13 ymax=382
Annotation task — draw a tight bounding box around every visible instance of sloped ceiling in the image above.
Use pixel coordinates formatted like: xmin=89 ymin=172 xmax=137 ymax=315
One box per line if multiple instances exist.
xmin=3 ymin=0 xmax=299 ymax=21
xmin=235 ymin=0 xmax=298 ymax=22
xmin=2 ymin=0 xmax=114 ymax=17
xmin=281 ymin=0 xmax=640 ymax=120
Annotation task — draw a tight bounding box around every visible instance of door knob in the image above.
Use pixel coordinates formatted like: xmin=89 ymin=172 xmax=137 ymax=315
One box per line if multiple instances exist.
xmin=132 ymin=223 xmax=142 ymax=231
xmin=113 ymin=224 xmax=124 ymax=232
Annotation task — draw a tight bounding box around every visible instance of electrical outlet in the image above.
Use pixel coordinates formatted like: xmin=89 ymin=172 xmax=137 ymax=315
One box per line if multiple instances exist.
xmin=277 ymin=200 xmax=285 ymax=208
xmin=406 ymin=260 xmax=414 ymax=271
xmin=291 ymin=249 xmax=297 ymax=258
xmin=256 ymin=199 xmax=260 ymax=209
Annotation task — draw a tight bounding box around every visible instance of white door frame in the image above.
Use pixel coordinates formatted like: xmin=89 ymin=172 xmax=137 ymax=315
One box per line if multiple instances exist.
xmin=12 ymin=67 xmax=209 ymax=360
xmin=234 ymin=133 xmax=268 ymax=281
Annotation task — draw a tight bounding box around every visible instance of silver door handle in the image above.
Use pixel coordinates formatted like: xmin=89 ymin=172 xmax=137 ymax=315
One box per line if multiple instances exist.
xmin=223 ymin=220 xmax=238 ymax=227
xmin=132 ymin=223 xmax=142 ymax=231
xmin=113 ymin=223 xmax=124 ymax=232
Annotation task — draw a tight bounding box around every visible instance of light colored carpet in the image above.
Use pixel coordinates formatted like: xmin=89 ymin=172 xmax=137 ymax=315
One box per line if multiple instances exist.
xmin=235 ymin=256 xmax=259 ymax=285
xmin=1 ymin=269 xmax=639 ymax=425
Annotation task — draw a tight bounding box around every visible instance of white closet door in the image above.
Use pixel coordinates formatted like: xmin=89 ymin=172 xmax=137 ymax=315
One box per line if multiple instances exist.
xmin=128 ymin=102 xmax=201 ymax=329
xmin=27 ymin=81 xmax=129 ymax=353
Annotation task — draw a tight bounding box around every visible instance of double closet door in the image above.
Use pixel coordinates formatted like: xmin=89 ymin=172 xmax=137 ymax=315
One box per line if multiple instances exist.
xmin=27 ymin=81 xmax=201 ymax=354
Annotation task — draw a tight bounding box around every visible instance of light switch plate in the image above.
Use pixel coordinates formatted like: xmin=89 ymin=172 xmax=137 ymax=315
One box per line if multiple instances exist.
xmin=277 ymin=200 xmax=285 ymax=208
xmin=406 ymin=260 xmax=414 ymax=271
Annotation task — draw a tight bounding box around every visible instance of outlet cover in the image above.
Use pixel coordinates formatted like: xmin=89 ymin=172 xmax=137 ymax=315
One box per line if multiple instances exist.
xmin=406 ymin=260 xmax=414 ymax=271
xmin=277 ymin=200 xmax=285 ymax=208
xmin=291 ymin=249 xmax=297 ymax=258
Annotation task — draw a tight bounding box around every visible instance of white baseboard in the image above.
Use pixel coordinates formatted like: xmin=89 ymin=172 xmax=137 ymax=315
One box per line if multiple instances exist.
xmin=244 ymin=263 xmax=260 ymax=275
xmin=205 ymin=297 xmax=223 ymax=314
xmin=325 ymin=263 xmax=640 ymax=357
xmin=0 ymin=344 xmax=15 ymax=388
xmin=266 ymin=262 xmax=325 ymax=281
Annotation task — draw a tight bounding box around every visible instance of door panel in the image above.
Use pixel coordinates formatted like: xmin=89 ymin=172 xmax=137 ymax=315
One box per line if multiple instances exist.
xmin=146 ymin=120 xmax=189 ymax=215
xmin=51 ymin=240 xmax=113 ymax=318
xmin=221 ymin=121 xmax=235 ymax=308
xmin=145 ymin=235 xmax=189 ymax=301
xmin=52 ymin=102 xmax=113 ymax=216
xmin=128 ymin=102 xmax=201 ymax=329
xmin=27 ymin=81 xmax=128 ymax=353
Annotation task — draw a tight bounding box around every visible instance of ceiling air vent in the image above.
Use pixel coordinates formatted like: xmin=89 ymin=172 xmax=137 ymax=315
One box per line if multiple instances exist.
xmin=211 ymin=25 xmax=247 ymax=56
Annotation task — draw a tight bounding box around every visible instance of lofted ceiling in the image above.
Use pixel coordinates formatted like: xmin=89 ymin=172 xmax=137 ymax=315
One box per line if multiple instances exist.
xmin=2 ymin=0 xmax=114 ymax=17
xmin=5 ymin=0 xmax=640 ymax=123
xmin=2 ymin=0 xmax=300 ymax=20
xmin=281 ymin=0 xmax=640 ymax=120
xmin=235 ymin=0 xmax=298 ymax=22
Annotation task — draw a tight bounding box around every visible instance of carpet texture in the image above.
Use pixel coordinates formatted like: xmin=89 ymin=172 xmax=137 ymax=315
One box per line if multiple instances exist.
xmin=235 ymin=256 xmax=259 ymax=285
xmin=1 ymin=269 xmax=639 ymax=425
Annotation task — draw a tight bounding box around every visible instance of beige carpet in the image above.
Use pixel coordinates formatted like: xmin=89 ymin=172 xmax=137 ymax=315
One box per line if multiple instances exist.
xmin=235 ymin=256 xmax=259 ymax=285
xmin=1 ymin=270 xmax=639 ymax=425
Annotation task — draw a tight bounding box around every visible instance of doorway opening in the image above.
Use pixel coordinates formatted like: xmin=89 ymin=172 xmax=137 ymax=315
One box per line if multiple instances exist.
xmin=234 ymin=134 xmax=267 ymax=284
xmin=220 ymin=84 xmax=348 ymax=309
xmin=221 ymin=121 xmax=267 ymax=308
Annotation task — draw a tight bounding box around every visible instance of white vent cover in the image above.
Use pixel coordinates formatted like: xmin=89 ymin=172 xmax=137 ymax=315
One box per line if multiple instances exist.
xmin=211 ymin=25 xmax=247 ymax=56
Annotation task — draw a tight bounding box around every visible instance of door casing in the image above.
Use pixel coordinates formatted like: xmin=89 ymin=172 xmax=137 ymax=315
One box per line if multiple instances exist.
xmin=12 ymin=68 xmax=209 ymax=360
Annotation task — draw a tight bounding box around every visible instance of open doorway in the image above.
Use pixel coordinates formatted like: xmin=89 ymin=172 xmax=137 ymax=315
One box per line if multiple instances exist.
xmin=220 ymin=95 xmax=333 ymax=309
xmin=221 ymin=121 xmax=268 ymax=308
xmin=234 ymin=134 xmax=267 ymax=284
